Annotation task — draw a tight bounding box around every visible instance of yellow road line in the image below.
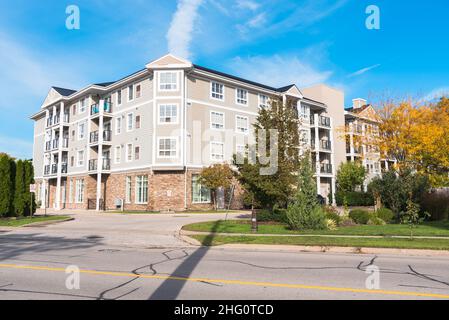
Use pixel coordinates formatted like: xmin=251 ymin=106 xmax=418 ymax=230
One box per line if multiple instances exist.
xmin=0 ymin=263 xmax=448 ymax=299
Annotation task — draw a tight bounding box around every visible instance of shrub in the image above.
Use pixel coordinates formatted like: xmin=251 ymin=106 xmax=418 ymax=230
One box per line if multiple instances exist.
xmin=375 ymin=208 xmax=395 ymax=223
xmin=368 ymin=217 xmax=386 ymax=226
xmin=349 ymin=209 xmax=372 ymax=225
xmin=324 ymin=206 xmax=341 ymax=225
xmin=257 ymin=208 xmax=288 ymax=223
xmin=257 ymin=209 xmax=273 ymax=222
xmin=287 ymin=205 xmax=328 ymax=230
xmin=336 ymin=191 xmax=374 ymax=206
xmin=340 ymin=216 xmax=357 ymax=227
xmin=325 ymin=219 xmax=337 ymax=231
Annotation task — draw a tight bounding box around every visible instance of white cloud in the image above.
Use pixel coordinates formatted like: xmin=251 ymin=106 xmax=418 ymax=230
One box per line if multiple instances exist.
xmin=348 ymin=64 xmax=381 ymax=78
xmin=247 ymin=12 xmax=266 ymax=28
xmin=167 ymin=0 xmax=204 ymax=59
xmin=236 ymin=0 xmax=260 ymax=11
xmin=229 ymin=55 xmax=332 ymax=88
xmin=421 ymin=87 xmax=449 ymax=102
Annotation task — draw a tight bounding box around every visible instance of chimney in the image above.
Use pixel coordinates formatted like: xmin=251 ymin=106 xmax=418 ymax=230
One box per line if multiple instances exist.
xmin=352 ymin=98 xmax=367 ymax=109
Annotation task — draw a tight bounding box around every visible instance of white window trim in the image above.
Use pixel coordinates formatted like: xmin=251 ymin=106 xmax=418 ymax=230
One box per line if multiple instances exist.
xmin=158 ymin=72 xmax=179 ymax=92
xmin=210 ymin=111 xmax=225 ymax=131
xmin=135 ymin=175 xmax=149 ymax=205
xmin=134 ymin=145 xmax=141 ymax=161
xmin=158 ymin=103 xmax=179 ymax=125
xmin=127 ymin=84 xmax=135 ymax=102
xmin=77 ymin=121 xmax=86 ymax=141
xmin=235 ymin=88 xmax=248 ymax=106
xmin=210 ymin=141 xmax=225 ymax=161
xmin=115 ymin=117 xmax=122 ymax=135
xmin=77 ymin=150 xmax=85 ymax=167
xmin=116 ymin=90 xmax=123 ymax=106
xmin=125 ymin=176 xmax=132 ymax=204
xmin=135 ymin=84 xmax=142 ymax=99
xmin=157 ymin=137 xmax=178 ymax=159
xmin=235 ymin=115 xmax=249 ymax=134
xmin=114 ymin=146 xmax=122 ymax=164
xmin=126 ymin=113 xmax=134 ymax=132
xmin=210 ymin=81 xmax=225 ymax=101
xmin=78 ymin=98 xmax=87 ymax=114
xmin=192 ymin=175 xmax=212 ymax=204
xmin=126 ymin=143 xmax=134 ymax=162
xmin=259 ymin=94 xmax=269 ymax=109
xmin=75 ymin=179 xmax=84 ymax=204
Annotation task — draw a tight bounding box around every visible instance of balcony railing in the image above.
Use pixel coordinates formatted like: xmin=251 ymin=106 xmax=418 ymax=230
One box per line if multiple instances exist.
xmin=319 ymin=116 xmax=331 ymax=128
xmin=90 ymin=131 xmax=99 ymax=144
xmin=321 ymin=163 xmax=333 ymax=174
xmin=52 ymin=139 xmax=59 ymax=150
xmin=62 ymin=138 xmax=69 ymax=148
xmin=45 ymin=141 xmax=51 ymax=151
xmin=103 ymin=130 xmax=112 ymax=142
xmin=53 ymin=115 xmax=60 ymax=125
xmin=89 ymin=159 xmax=111 ymax=171
xmin=51 ymin=164 xmax=58 ymax=174
xmin=63 ymin=113 xmax=70 ymax=123
xmin=320 ymin=140 xmax=332 ymax=151
xmin=91 ymin=102 xmax=113 ymax=115
xmin=102 ymin=158 xmax=111 ymax=170
xmin=44 ymin=165 xmax=50 ymax=175
xmin=46 ymin=117 xmax=53 ymax=127
xmin=61 ymin=163 xmax=68 ymax=174
xmin=310 ymin=115 xmax=315 ymax=125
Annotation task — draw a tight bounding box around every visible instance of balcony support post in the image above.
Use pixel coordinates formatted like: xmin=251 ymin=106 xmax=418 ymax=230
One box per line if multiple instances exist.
xmin=55 ymin=102 xmax=64 ymax=211
xmin=314 ymin=113 xmax=320 ymax=195
xmin=96 ymin=100 xmax=104 ymax=212
xmin=329 ymin=117 xmax=337 ymax=206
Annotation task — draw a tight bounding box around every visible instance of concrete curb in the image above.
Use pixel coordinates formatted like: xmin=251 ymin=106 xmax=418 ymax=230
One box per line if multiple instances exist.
xmin=180 ymin=230 xmax=449 ymax=257
xmin=22 ymin=217 xmax=75 ymax=228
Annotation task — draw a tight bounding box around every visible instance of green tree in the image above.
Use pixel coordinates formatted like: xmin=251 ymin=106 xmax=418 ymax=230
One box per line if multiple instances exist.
xmin=336 ymin=162 xmax=366 ymax=192
xmin=14 ymin=160 xmax=26 ymax=216
xmin=401 ymin=199 xmax=430 ymax=240
xmin=286 ymin=153 xmax=327 ymax=230
xmin=233 ymin=97 xmax=301 ymax=210
xmin=0 ymin=153 xmax=15 ymax=217
xmin=199 ymin=164 xmax=234 ymax=210
xmin=23 ymin=160 xmax=36 ymax=216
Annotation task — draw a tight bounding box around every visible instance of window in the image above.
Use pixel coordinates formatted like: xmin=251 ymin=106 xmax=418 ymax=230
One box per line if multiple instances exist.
xmin=78 ymin=121 xmax=86 ymax=140
xmin=125 ymin=176 xmax=132 ymax=204
xmin=136 ymin=85 xmax=141 ymax=98
xmin=117 ymin=90 xmax=122 ymax=105
xmin=116 ymin=117 xmax=122 ymax=135
xmin=79 ymin=98 xmax=87 ymax=113
xmin=126 ymin=144 xmax=133 ymax=162
xmin=211 ymin=82 xmax=224 ymax=100
xmin=259 ymin=94 xmax=269 ymax=109
xmin=159 ymin=104 xmax=178 ymax=124
xmin=135 ymin=116 xmax=141 ymax=129
xmin=127 ymin=113 xmax=134 ymax=131
xmin=135 ymin=146 xmax=140 ymax=160
xmin=72 ymin=104 xmax=76 ymax=116
xmin=236 ymin=115 xmax=249 ymax=134
xmin=70 ymin=156 xmax=74 ymax=167
xmin=236 ymin=88 xmax=248 ymax=105
xmin=211 ymin=111 xmax=224 ymax=130
xmin=158 ymin=138 xmax=177 ymax=158
xmin=211 ymin=142 xmax=224 ymax=161
xmin=192 ymin=175 xmax=211 ymax=204
xmin=115 ymin=146 xmax=121 ymax=164
xmin=77 ymin=150 xmax=85 ymax=167
xmin=236 ymin=144 xmax=246 ymax=156
xmin=135 ymin=175 xmax=148 ymax=204
xmin=128 ymin=85 xmax=134 ymax=101
xmin=300 ymin=104 xmax=310 ymax=120
xmin=75 ymin=179 xmax=84 ymax=203
xmin=71 ymin=130 xmax=75 ymax=141
xmin=159 ymin=72 xmax=178 ymax=91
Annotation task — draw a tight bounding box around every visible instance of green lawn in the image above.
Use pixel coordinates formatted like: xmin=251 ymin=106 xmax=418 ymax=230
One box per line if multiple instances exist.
xmin=183 ymin=220 xmax=449 ymax=237
xmin=0 ymin=215 xmax=71 ymax=227
xmin=191 ymin=234 xmax=449 ymax=250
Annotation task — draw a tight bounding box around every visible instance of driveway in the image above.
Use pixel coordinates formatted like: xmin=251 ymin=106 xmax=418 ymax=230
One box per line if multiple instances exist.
xmin=1 ymin=211 xmax=247 ymax=249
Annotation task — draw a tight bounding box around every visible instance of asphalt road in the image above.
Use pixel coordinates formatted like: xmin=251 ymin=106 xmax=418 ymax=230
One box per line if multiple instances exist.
xmin=0 ymin=212 xmax=449 ymax=300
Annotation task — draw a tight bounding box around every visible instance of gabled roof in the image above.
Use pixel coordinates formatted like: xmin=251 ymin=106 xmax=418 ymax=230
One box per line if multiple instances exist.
xmin=52 ymin=87 xmax=77 ymax=97
xmin=345 ymin=104 xmax=371 ymax=113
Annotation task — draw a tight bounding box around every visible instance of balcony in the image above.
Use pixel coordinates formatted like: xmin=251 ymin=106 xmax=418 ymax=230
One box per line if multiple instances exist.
xmin=61 ymin=163 xmax=68 ymax=174
xmin=319 ymin=116 xmax=331 ymax=128
xmin=52 ymin=139 xmax=59 ymax=150
xmin=45 ymin=141 xmax=51 ymax=152
xmin=62 ymin=138 xmax=69 ymax=148
xmin=46 ymin=117 xmax=53 ymax=127
xmin=44 ymin=165 xmax=50 ymax=176
xmin=90 ymin=131 xmax=99 ymax=144
xmin=63 ymin=113 xmax=70 ymax=124
xmin=320 ymin=140 xmax=332 ymax=151
xmin=310 ymin=115 xmax=315 ymax=125
xmin=91 ymin=102 xmax=113 ymax=116
xmin=103 ymin=130 xmax=112 ymax=142
xmin=321 ymin=163 xmax=333 ymax=174
xmin=53 ymin=115 xmax=60 ymax=125
xmin=89 ymin=159 xmax=111 ymax=171
xmin=51 ymin=164 xmax=58 ymax=175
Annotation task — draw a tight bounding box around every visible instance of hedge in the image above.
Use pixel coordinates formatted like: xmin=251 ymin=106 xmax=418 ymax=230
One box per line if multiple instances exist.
xmin=336 ymin=191 xmax=374 ymax=206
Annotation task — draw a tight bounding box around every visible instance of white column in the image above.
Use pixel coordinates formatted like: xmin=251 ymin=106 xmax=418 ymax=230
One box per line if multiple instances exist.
xmin=329 ymin=117 xmax=337 ymax=206
xmin=314 ymin=113 xmax=320 ymax=194
xmin=96 ymin=100 xmax=104 ymax=211
xmin=55 ymin=102 xmax=64 ymax=210
xmin=349 ymin=122 xmax=355 ymax=162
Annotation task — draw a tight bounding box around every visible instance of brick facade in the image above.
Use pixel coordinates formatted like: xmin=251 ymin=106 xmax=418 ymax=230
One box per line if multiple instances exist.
xmin=40 ymin=168 xmax=245 ymax=212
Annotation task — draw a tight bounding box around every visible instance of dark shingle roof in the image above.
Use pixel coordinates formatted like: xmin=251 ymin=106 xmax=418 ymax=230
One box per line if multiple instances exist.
xmin=52 ymin=87 xmax=77 ymax=97
xmin=277 ymin=84 xmax=296 ymax=92
xmin=345 ymin=105 xmax=371 ymax=113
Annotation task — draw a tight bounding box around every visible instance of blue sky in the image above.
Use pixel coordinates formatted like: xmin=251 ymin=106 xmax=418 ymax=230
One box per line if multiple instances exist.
xmin=1 ymin=0 xmax=448 ymax=159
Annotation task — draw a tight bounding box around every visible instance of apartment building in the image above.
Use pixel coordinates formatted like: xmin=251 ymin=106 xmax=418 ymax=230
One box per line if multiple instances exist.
xmin=31 ymin=54 xmax=345 ymax=212
xmin=344 ymin=98 xmax=396 ymax=189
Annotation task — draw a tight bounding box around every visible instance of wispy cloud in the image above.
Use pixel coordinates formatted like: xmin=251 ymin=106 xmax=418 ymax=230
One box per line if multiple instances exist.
xmin=348 ymin=64 xmax=381 ymax=78
xmin=421 ymin=87 xmax=449 ymax=102
xmin=236 ymin=0 xmax=260 ymax=11
xmin=167 ymin=0 xmax=204 ymax=59
xmin=229 ymin=54 xmax=332 ymax=88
